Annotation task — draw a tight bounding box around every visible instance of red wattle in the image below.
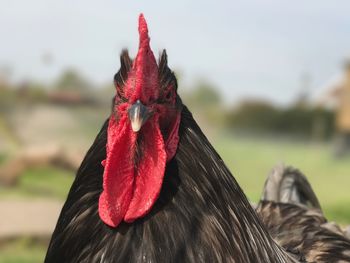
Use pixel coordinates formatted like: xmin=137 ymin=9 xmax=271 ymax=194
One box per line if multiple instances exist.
xmin=124 ymin=116 xmax=166 ymax=222
xmin=99 ymin=115 xmax=167 ymax=227
xmin=98 ymin=115 xmax=137 ymax=227
xmin=164 ymin=113 xmax=181 ymax=162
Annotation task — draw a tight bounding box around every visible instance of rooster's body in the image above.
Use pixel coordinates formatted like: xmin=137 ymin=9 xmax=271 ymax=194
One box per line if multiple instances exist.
xmin=45 ymin=15 xmax=298 ymax=263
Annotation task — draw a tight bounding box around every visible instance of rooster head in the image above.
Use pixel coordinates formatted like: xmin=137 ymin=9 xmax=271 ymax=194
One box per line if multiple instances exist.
xmin=99 ymin=14 xmax=182 ymax=227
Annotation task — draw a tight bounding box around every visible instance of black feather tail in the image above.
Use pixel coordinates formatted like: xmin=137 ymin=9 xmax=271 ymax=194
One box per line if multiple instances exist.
xmin=261 ymin=164 xmax=321 ymax=210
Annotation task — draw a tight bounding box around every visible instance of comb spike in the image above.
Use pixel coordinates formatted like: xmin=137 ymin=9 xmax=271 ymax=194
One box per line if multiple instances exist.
xmin=124 ymin=14 xmax=159 ymax=104
xmin=138 ymin=14 xmax=150 ymax=48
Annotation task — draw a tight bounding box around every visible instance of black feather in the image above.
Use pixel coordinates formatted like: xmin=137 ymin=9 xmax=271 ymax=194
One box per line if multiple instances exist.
xmin=257 ymin=165 xmax=350 ymax=263
xmin=261 ymin=164 xmax=321 ymax=209
xmin=114 ymin=49 xmax=132 ymax=98
xmin=158 ymin=50 xmax=177 ymax=92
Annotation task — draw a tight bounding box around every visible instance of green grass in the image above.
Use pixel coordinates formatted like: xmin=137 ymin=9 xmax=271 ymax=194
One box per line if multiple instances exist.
xmin=0 ymin=167 xmax=74 ymax=263
xmin=0 ymin=166 xmax=74 ymax=200
xmin=0 ymin=154 xmax=6 ymax=165
xmin=0 ymin=239 xmax=46 ymax=263
xmin=214 ymin=134 xmax=350 ymax=224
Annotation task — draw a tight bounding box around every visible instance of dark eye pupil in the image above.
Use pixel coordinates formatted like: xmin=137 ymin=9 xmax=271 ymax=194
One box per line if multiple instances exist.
xmin=116 ymin=93 xmax=126 ymax=103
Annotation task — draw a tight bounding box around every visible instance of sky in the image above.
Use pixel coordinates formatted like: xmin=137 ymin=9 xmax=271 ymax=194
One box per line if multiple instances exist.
xmin=1 ymin=0 xmax=350 ymax=105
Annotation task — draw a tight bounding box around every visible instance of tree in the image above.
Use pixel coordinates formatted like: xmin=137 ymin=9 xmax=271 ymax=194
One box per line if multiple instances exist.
xmin=55 ymin=69 xmax=92 ymax=92
xmin=185 ymin=80 xmax=221 ymax=108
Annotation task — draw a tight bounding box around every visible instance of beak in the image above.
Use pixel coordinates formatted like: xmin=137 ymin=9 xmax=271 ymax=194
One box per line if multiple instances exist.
xmin=128 ymin=100 xmax=151 ymax=132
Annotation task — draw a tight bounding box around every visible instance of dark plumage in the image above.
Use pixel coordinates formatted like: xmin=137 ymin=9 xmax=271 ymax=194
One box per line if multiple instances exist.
xmin=44 ymin=49 xmax=301 ymax=262
xmin=257 ymin=165 xmax=350 ymax=263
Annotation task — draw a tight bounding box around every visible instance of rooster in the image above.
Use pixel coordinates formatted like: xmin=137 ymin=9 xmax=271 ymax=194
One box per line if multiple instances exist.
xmin=257 ymin=165 xmax=350 ymax=262
xmin=45 ymin=14 xmax=299 ymax=263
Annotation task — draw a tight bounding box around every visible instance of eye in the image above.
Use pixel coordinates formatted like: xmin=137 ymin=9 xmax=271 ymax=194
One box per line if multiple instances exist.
xmin=115 ymin=94 xmax=127 ymax=104
xmin=157 ymin=88 xmax=174 ymax=104
xmin=165 ymin=90 xmax=172 ymax=100
xmin=118 ymin=96 xmax=127 ymax=103
xmin=116 ymin=87 xmax=127 ymax=103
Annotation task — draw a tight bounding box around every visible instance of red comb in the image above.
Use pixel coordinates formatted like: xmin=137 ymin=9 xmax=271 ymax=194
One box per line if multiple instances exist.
xmin=124 ymin=14 xmax=159 ymax=104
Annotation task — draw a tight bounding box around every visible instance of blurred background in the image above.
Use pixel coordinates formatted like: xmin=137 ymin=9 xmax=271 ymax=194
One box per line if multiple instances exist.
xmin=1 ymin=0 xmax=350 ymax=262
